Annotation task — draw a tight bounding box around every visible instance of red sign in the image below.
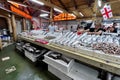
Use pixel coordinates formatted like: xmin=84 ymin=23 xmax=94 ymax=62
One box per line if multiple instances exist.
xmin=35 ymin=39 xmax=49 ymax=44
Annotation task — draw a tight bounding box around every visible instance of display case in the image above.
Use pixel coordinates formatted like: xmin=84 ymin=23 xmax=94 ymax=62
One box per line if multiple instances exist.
xmin=18 ymin=30 xmax=120 ymax=76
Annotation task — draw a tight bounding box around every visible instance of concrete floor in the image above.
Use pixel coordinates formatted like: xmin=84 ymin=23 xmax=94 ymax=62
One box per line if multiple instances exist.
xmin=0 ymin=45 xmax=59 ymax=80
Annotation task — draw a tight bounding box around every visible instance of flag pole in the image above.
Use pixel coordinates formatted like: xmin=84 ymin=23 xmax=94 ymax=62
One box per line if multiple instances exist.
xmin=92 ymin=0 xmax=100 ymax=25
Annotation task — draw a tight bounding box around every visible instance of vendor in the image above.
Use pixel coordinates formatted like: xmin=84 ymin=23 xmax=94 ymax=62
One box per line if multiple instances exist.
xmin=88 ymin=23 xmax=106 ymax=35
xmin=110 ymin=22 xmax=117 ymax=33
xmin=105 ymin=23 xmax=118 ymax=33
xmin=70 ymin=26 xmax=75 ymax=32
xmin=76 ymin=26 xmax=84 ymax=35
xmin=48 ymin=23 xmax=56 ymax=33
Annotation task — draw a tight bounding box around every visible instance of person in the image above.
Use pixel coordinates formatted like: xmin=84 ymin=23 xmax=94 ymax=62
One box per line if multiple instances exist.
xmin=76 ymin=26 xmax=84 ymax=35
xmin=105 ymin=23 xmax=118 ymax=33
xmin=42 ymin=24 xmax=48 ymax=30
xmin=84 ymin=23 xmax=92 ymax=30
xmin=70 ymin=26 xmax=74 ymax=32
xmin=105 ymin=27 xmax=111 ymax=33
xmin=88 ymin=23 xmax=106 ymax=35
xmin=48 ymin=22 xmax=56 ymax=33
xmin=110 ymin=22 xmax=117 ymax=33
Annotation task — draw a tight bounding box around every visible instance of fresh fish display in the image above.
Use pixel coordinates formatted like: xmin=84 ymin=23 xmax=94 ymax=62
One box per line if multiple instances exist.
xmin=50 ymin=32 xmax=120 ymax=55
xmin=20 ymin=30 xmax=120 ymax=55
xmin=92 ymin=43 xmax=120 ymax=55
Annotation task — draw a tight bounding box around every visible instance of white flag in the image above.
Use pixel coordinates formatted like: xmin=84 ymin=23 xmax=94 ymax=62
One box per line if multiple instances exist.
xmin=100 ymin=4 xmax=113 ymax=20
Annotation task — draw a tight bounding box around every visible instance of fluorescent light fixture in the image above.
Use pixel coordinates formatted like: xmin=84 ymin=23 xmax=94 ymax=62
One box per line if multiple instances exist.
xmin=54 ymin=8 xmax=63 ymax=13
xmin=7 ymin=0 xmax=27 ymax=7
xmin=98 ymin=0 xmax=102 ymax=7
xmin=71 ymin=14 xmax=76 ymax=17
xmin=79 ymin=12 xmax=84 ymax=17
xmin=41 ymin=10 xmax=50 ymax=14
xmin=40 ymin=14 xmax=48 ymax=17
xmin=30 ymin=0 xmax=44 ymax=5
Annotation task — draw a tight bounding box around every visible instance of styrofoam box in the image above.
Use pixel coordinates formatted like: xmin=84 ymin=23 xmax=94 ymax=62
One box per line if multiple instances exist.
xmin=68 ymin=62 xmax=100 ymax=80
xmin=48 ymin=62 xmax=100 ymax=80
xmin=48 ymin=65 xmax=73 ymax=80
xmin=25 ymin=50 xmax=37 ymax=62
xmin=43 ymin=51 xmax=74 ymax=73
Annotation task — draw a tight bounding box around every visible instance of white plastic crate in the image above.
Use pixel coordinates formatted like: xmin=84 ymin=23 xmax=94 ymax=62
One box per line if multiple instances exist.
xmin=68 ymin=62 xmax=100 ymax=80
xmin=48 ymin=61 xmax=100 ymax=80
xmin=25 ymin=50 xmax=37 ymax=62
xmin=43 ymin=51 xmax=74 ymax=73
xmin=48 ymin=65 xmax=73 ymax=80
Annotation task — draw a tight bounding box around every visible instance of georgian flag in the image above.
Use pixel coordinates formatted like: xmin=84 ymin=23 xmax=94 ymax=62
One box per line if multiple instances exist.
xmin=100 ymin=4 xmax=113 ymax=20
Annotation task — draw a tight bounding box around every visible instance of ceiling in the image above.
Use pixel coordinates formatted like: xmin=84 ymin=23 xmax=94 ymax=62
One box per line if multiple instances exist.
xmin=1 ymin=0 xmax=120 ymax=20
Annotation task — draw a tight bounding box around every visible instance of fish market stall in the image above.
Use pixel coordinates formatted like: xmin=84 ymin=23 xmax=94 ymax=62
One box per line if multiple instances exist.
xmin=18 ymin=30 xmax=120 ymax=75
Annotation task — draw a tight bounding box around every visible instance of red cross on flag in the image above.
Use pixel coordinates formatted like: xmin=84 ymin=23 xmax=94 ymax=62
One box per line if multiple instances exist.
xmin=100 ymin=4 xmax=113 ymax=20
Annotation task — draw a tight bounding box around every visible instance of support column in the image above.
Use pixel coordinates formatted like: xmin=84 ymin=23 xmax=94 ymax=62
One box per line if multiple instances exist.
xmin=0 ymin=38 xmax=2 ymax=50
xmin=11 ymin=14 xmax=17 ymax=41
xmin=7 ymin=18 xmax=12 ymax=33
xmin=50 ymin=8 xmax=53 ymax=22
xmin=22 ymin=18 xmax=26 ymax=31
xmin=92 ymin=0 xmax=98 ymax=21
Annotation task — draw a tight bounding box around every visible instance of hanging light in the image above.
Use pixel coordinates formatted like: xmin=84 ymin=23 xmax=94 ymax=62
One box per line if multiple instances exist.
xmin=71 ymin=14 xmax=76 ymax=17
xmin=30 ymin=0 xmax=44 ymax=5
xmin=7 ymin=0 xmax=27 ymax=7
xmin=54 ymin=8 xmax=63 ymax=13
xmin=40 ymin=14 xmax=48 ymax=17
xmin=79 ymin=12 xmax=84 ymax=17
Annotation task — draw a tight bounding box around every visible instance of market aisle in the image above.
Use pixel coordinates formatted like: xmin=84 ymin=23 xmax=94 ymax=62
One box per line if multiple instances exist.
xmin=0 ymin=45 xmax=59 ymax=80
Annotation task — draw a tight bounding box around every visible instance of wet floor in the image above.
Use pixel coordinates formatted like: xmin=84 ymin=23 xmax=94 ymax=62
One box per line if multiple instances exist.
xmin=0 ymin=45 xmax=59 ymax=80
